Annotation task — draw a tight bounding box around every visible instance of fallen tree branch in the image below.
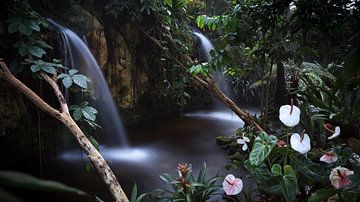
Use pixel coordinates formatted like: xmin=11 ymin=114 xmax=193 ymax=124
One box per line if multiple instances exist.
xmin=138 ymin=28 xmax=266 ymax=132
xmin=0 ymin=59 xmax=129 ymax=202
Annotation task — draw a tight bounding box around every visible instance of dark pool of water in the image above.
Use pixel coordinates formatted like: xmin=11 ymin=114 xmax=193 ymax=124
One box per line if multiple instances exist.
xmin=1 ymin=107 xmax=257 ymax=201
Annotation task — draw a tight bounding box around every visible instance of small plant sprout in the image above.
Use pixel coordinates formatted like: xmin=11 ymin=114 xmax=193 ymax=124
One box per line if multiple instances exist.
xmin=290 ymin=130 xmax=311 ymax=154
xmin=323 ymin=123 xmax=341 ymax=140
xmin=237 ymin=135 xmax=251 ymax=151
xmin=279 ymin=98 xmax=301 ymax=127
xmin=319 ymin=149 xmax=338 ymax=164
xmin=329 ymin=166 xmax=354 ymax=189
xmin=276 ymin=139 xmax=287 ymax=147
xmin=222 ymin=174 xmax=243 ymax=195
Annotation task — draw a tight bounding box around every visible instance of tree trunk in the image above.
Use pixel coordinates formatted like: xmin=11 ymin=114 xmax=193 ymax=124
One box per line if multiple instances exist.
xmin=0 ymin=59 xmax=129 ymax=202
xmin=275 ymin=61 xmax=288 ymax=107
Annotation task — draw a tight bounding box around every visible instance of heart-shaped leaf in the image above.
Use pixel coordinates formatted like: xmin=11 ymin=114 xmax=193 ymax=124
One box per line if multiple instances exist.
xmin=249 ymin=132 xmax=277 ymax=166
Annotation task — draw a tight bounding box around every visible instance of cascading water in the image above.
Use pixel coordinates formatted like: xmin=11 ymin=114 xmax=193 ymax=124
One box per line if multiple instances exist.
xmin=193 ymin=31 xmax=214 ymax=61
xmin=48 ymin=19 xmax=128 ymax=146
xmin=193 ymin=31 xmax=235 ymax=105
xmin=192 ymin=31 xmax=243 ymax=126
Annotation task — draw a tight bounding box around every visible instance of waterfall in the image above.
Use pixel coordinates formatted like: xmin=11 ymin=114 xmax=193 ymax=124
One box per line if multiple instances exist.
xmin=193 ymin=31 xmax=235 ymax=103
xmin=193 ymin=31 xmax=214 ymax=61
xmin=48 ymin=19 xmax=128 ymax=147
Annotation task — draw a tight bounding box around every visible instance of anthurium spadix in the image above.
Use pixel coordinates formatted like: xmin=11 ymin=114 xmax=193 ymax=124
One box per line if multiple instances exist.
xmin=222 ymin=174 xmax=243 ymax=195
xmin=279 ymin=99 xmax=301 ymax=127
xmin=290 ymin=130 xmax=311 ymax=154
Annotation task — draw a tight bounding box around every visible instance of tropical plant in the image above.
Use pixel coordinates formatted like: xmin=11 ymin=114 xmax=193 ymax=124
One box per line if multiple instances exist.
xmin=0 ymin=170 xmax=89 ymax=202
xmin=133 ymin=163 xmax=222 ymax=201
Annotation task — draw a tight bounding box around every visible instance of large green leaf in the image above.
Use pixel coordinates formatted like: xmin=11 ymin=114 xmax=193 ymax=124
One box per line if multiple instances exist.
xmin=280 ymin=165 xmax=298 ymax=202
xmin=307 ymin=188 xmax=337 ymax=202
xmin=0 ymin=171 xmax=88 ymax=196
xmin=82 ymin=106 xmax=96 ymax=121
xmin=72 ymin=74 xmax=88 ymax=89
xmin=0 ymin=188 xmax=23 ymax=202
xmin=29 ymin=46 xmax=46 ymax=58
xmin=68 ymin=69 xmax=79 ymax=76
xmin=197 ymin=162 xmax=207 ymax=183
xmin=271 ymin=164 xmax=282 ymax=176
xmin=62 ymin=76 xmax=73 ymax=88
xmin=41 ymin=65 xmax=56 ymax=74
xmin=249 ymin=132 xmax=277 ymax=166
xmin=30 ymin=64 xmax=41 ymax=73
xmin=73 ymin=108 xmax=82 ymax=121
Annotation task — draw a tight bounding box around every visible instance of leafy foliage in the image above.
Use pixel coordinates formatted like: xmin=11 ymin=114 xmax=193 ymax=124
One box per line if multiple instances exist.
xmin=69 ymin=101 xmax=98 ymax=122
xmin=58 ymin=69 xmax=89 ymax=89
xmin=0 ymin=171 xmax=88 ymax=201
xmin=149 ymin=163 xmax=221 ymax=201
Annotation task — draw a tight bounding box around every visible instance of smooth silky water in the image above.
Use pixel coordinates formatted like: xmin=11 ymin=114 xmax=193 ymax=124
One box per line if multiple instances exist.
xmin=39 ymin=106 xmax=255 ymax=201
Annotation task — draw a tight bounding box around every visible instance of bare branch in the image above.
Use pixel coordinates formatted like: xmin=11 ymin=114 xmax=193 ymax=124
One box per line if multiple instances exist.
xmin=40 ymin=72 xmax=69 ymax=115
xmin=0 ymin=59 xmax=129 ymax=202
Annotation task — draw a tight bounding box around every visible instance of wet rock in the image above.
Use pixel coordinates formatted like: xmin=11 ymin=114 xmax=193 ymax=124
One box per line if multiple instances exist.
xmin=0 ymin=81 xmax=24 ymax=131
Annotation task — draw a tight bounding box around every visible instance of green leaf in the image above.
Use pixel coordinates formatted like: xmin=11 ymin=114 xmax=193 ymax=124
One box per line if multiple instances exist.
xmin=41 ymin=65 xmax=56 ymax=74
xmin=69 ymin=105 xmax=78 ymax=110
xmin=57 ymin=73 xmax=69 ymax=79
xmin=29 ymin=46 xmax=46 ymax=58
xmin=82 ymin=106 xmax=96 ymax=121
xmin=87 ymin=135 xmax=99 ymax=151
xmin=84 ymin=162 xmax=92 ymax=172
xmin=271 ymin=164 xmax=282 ymax=176
xmin=73 ymin=108 xmax=82 ymax=121
xmin=62 ymin=76 xmax=73 ymax=88
xmin=95 ymin=196 xmax=105 ymax=202
xmin=307 ymin=188 xmax=337 ymax=202
xmin=159 ymin=173 xmax=175 ymax=184
xmin=29 ymin=21 xmax=40 ymax=32
xmin=36 ymin=40 xmax=52 ymax=49
xmin=136 ymin=193 xmax=149 ymax=202
xmin=7 ymin=23 xmax=18 ymax=33
xmin=164 ymin=0 xmax=172 ymax=7
xmin=0 ymin=171 xmax=88 ymax=196
xmin=86 ymin=106 xmax=97 ymax=114
xmin=18 ymin=45 xmax=28 ymax=56
xmin=197 ymin=162 xmax=207 ymax=183
xmin=249 ymin=132 xmax=277 ymax=166
xmin=281 ymin=165 xmax=298 ymax=202
xmin=72 ymin=74 xmax=88 ymax=89
xmin=131 ymin=183 xmax=138 ymax=202
xmin=30 ymin=64 xmax=41 ymax=73
xmin=0 ymin=187 xmax=23 ymax=202
xmin=68 ymin=69 xmax=79 ymax=76
xmin=18 ymin=24 xmax=29 ymax=36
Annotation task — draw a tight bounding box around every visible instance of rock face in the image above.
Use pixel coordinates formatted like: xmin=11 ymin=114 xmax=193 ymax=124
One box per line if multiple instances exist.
xmin=0 ymin=81 xmax=24 ymax=132
xmin=87 ymin=17 xmax=150 ymax=109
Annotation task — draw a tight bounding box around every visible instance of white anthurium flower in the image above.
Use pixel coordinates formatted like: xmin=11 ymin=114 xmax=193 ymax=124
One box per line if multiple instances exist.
xmin=328 ymin=126 xmax=341 ymax=140
xmin=237 ymin=136 xmax=250 ymax=151
xmin=320 ymin=150 xmax=338 ymax=164
xmin=330 ymin=166 xmax=354 ymax=189
xmin=290 ymin=130 xmax=311 ymax=154
xmin=279 ymin=98 xmax=301 ymax=127
xmin=323 ymin=123 xmax=341 ymax=140
xmin=222 ymin=174 xmax=243 ymax=195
